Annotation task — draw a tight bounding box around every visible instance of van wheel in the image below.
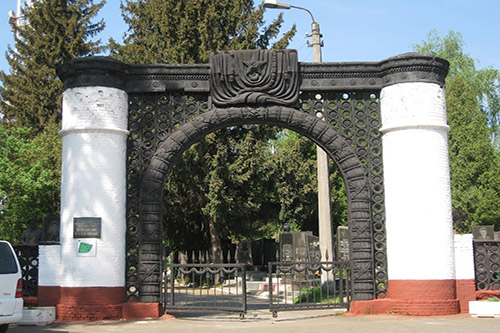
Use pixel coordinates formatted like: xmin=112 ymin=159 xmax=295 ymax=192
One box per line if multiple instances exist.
xmin=0 ymin=324 xmax=9 ymax=333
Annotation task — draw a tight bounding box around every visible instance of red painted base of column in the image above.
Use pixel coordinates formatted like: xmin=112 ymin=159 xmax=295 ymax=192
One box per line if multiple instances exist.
xmin=122 ymin=302 xmax=162 ymax=319
xmin=350 ymin=299 xmax=392 ymax=315
xmin=456 ymin=279 xmax=476 ymax=312
xmin=38 ymin=286 xmax=163 ymax=321
xmin=350 ymin=280 xmax=462 ymax=316
xmin=38 ymin=286 xmax=127 ymax=321
xmin=390 ymin=299 xmax=459 ymax=316
xmin=388 ymin=279 xmax=459 ymax=315
xmin=350 ymin=299 xmax=460 ymax=316
xmin=38 ymin=286 xmax=61 ymax=307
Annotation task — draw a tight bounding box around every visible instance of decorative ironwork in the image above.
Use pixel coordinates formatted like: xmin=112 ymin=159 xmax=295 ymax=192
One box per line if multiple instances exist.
xmin=162 ymin=263 xmax=247 ymax=317
xmin=58 ymin=53 xmax=448 ymax=93
xmin=473 ymin=241 xmax=500 ymax=290
xmin=210 ymin=49 xmax=299 ymax=106
xmin=13 ymin=245 xmax=39 ymax=297
xmin=298 ymin=91 xmax=387 ymax=298
xmin=268 ymin=261 xmax=350 ymax=317
xmin=126 ymin=92 xmax=208 ymax=302
xmin=136 ymin=105 xmax=376 ymax=302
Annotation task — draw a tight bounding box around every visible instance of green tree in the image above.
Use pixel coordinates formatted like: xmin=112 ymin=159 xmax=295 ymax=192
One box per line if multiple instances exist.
xmin=113 ymin=0 xmax=296 ymax=260
xmin=269 ymin=130 xmax=348 ymax=236
xmin=414 ymin=30 xmax=500 ymax=142
xmin=0 ymin=124 xmax=61 ymax=243
xmin=0 ymin=0 xmax=105 ymax=131
xmin=110 ymin=0 xmax=296 ymax=64
xmin=414 ymin=31 xmax=500 ymax=232
xmin=0 ymin=0 xmax=105 ymax=241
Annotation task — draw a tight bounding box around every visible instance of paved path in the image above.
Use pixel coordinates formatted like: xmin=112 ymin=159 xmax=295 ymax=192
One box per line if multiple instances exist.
xmin=9 ymin=310 xmax=500 ymax=333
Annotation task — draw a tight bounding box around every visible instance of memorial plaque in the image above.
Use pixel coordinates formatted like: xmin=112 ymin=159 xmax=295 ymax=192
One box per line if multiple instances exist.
xmin=73 ymin=217 xmax=102 ymax=238
xmin=336 ymin=226 xmax=350 ymax=261
xmin=472 ymin=225 xmax=494 ymax=241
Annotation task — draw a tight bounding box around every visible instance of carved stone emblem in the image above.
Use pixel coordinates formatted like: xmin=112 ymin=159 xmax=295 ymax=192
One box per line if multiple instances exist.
xmin=209 ymin=49 xmax=299 ymax=106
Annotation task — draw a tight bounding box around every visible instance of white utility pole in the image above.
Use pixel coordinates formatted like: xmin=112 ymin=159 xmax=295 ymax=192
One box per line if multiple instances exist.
xmin=263 ymin=0 xmax=334 ymax=263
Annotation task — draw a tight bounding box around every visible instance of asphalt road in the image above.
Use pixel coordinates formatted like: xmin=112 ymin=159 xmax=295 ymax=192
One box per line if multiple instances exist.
xmin=8 ymin=310 xmax=500 ymax=333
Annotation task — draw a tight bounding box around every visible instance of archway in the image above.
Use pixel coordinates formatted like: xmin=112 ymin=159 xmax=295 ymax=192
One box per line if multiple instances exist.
xmin=49 ymin=51 xmax=453 ymax=319
xmin=136 ymin=105 xmax=375 ymax=302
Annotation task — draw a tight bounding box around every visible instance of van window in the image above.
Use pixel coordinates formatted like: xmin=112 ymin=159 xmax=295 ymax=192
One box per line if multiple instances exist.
xmin=0 ymin=243 xmax=19 ymax=274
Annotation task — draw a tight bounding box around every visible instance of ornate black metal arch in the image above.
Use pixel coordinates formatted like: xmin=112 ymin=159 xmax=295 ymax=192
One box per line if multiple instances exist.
xmin=139 ymin=105 xmax=374 ymax=301
xmin=57 ymin=50 xmax=448 ymax=304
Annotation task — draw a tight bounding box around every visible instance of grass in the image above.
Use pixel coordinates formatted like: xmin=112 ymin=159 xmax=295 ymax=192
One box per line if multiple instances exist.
xmin=294 ymin=286 xmax=342 ymax=304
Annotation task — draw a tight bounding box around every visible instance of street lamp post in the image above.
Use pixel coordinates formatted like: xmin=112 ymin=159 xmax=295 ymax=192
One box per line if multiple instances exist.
xmin=263 ymin=0 xmax=334 ymax=263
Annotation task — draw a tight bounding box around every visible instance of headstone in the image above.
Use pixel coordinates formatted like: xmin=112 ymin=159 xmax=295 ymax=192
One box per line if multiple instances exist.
xmin=472 ymin=225 xmax=495 ymax=241
xmin=251 ymin=239 xmax=264 ymax=267
xmin=42 ymin=216 xmax=60 ymax=244
xmin=293 ymin=232 xmax=310 ymax=262
xmin=21 ymin=219 xmax=42 ymax=245
xmin=336 ymin=226 xmax=350 ymax=261
xmin=280 ymin=232 xmax=293 ymax=262
xmin=236 ymin=241 xmax=253 ymax=265
xmin=262 ymin=239 xmax=277 ymax=266
xmin=306 ymin=234 xmax=321 ymax=262
xmin=495 ymin=232 xmax=500 ymax=241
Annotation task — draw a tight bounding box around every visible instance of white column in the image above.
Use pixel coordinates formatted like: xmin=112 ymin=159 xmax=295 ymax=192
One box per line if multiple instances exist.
xmin=317 ymin=145 xmax=334 ymax=262
xmin=57 ymin=86 xmax=129 ymax=287
xmin=380 ymin=82 xmax=455 ymax=282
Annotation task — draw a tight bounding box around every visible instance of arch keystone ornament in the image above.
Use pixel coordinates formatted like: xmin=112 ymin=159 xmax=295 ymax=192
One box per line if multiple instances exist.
xmin=47 ymin=50 xmax=466 ymax=320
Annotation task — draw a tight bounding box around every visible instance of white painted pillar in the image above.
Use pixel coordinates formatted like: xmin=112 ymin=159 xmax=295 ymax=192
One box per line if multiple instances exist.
xmin=380 ymin=82 xmax=458 ymax=313
xmin=57 ymin=86 xmax=129 ymax=288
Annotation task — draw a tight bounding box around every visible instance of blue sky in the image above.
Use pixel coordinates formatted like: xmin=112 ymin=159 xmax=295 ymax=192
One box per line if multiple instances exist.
xmin=0 ymin=0 xmax=499 ymax=73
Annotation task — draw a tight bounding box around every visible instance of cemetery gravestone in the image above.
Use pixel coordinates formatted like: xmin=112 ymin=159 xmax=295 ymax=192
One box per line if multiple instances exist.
xmin=472 ymin=225 xmax=495 ymax=241
xmin=336 ymin=226 xmax=350 ymax=262
xmin=280 ymin=232 xmax=293 ymax=262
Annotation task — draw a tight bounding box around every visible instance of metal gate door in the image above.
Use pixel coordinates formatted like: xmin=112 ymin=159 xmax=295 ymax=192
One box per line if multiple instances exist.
xmin=162 ymin=263 xmax=247 ymax=317
xmin=268 ymin=261 xmax=351 ymax=317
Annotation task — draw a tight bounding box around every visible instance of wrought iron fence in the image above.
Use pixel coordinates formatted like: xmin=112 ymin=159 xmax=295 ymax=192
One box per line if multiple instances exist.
xmin=268 ymin=261 xmax=350 ymax=317
xmin=473 ymin=241 xmax=500 ymax=290
xmin=162 ymin=263 xmax=247 ymax=317
xmin=13 ymin=245 xmax=39 ymax=297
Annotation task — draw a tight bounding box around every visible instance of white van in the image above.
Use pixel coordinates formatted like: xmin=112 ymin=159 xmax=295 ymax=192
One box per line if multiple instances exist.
xmin=0 ymin=241 xmax=23 ymax=332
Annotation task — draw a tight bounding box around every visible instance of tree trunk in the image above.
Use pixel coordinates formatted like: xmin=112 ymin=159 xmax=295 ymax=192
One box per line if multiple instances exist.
xmin=208 ymin=217 xmax=223 ymax=264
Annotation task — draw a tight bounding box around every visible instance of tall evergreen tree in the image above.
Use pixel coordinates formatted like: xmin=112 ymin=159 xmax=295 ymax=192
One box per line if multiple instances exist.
xmin=0 ymin=0 xmax=105 ymax=131
xmin=414 ymin=31 xmax=500 ymax=232
xmin=110 ymin=0 xmax=295 ymax=64
xmin=111 ymin=0 xmax=296 ymax=259
xmin=0 ymin=0 xmax=106 ymax=242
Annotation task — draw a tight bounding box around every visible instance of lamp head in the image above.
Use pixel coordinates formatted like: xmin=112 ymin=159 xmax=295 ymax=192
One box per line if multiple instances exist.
xmin=263 ymin=0 xmax=291 ymax=9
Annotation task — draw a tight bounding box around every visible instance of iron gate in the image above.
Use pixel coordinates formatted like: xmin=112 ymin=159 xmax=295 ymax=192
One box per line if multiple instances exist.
xmin=162 ymin=263 xmax=247 ymax=317
xmin=162 ymin=260 xmax=350 ymax=317
xmin=268 ymin=261 xmax=351 ymax=317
